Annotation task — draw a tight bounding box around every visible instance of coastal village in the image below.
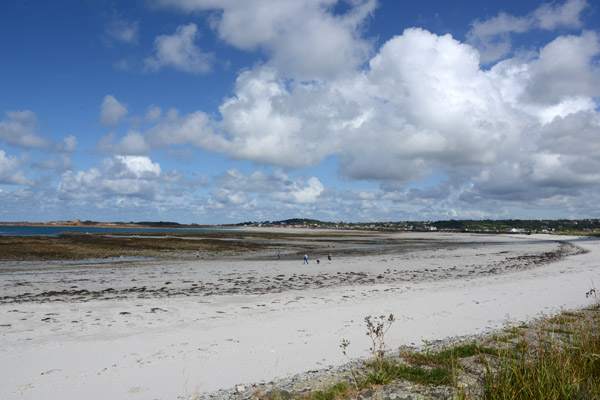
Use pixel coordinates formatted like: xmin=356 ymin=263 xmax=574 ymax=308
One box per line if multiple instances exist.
xmin=3 ymin=218 xmax=600 ymax=235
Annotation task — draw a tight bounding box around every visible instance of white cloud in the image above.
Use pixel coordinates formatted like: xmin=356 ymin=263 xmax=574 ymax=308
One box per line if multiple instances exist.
xmin=212 ymin=188 xmax=248 ymax=205
xmin=539 ymin=110 xmax=600 ymax=157
xmin=100 ymin=95 xmax=128 ymax=126
xmin=524 ymin=31 xmax=600 ymax=104
xmin=145 ymin=105 xmax=162 ymax=122
xmin=273 ymin=176 xmax=324 ymax=203
xmin=149 ymin=111 xmax=215 ymax=147
xmin=534 ymin=0 xmax=587 ymax=30
xmin=0 ymin=150 xmax=31 ymax=185
xmin=192 ymin=28 xmax=519 ymax=181
xmin=32 ymin=153 xmax=74 ymax=172
xmin=144 ymin=23 xmax=214 ymax=74
xmin=80 ymin=2 xmax=600 ymax=220
xmin=59 ymin=135 xmax=78 ymax=152
xmin=58 ymin=156 xmax=162 ymax=200
xmin=96 ymin=108 xmax=217 ymax=156
xmin=153 ymin=0 xmax=376 ymax=79
xmin=97 ymin=131 xmax=152 ymax=155
xmin=212 ymin=168 xmax=325 ymax=205
xmin=0 ymin=110 xmax=49 ymax=148
xmin=113 ymin=155 xmax=161 ymax=178
xmin=217 ymin=68 xmax=313 ymax=167
xmin=467 ymin=0 xmax=589 ymax=62
xmin=111 ymin=25 xmax=598 ymax=201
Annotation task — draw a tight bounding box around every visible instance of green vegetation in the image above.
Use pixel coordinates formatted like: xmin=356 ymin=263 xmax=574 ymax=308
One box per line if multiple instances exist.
xmin=238 ymin=218 xmax=600 ymax=234
xmin=482 ymin=308 xmax=600 ymax=400
xmin=259 ymin=382 xmax=353 ymax=400
xmin=5 ymin=217 xmax=600 ymax=234
xmin=404 ymin=342 xmax=497 ymax=368
xmin=257 ymin=302 xmax=600 ymax=400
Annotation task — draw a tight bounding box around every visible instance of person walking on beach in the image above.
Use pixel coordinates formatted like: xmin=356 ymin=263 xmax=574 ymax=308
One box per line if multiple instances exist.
xmin=328 ymin=253 xmax=332 ymax=264
xmin=303 ymin=254 xmax=309 ymax=264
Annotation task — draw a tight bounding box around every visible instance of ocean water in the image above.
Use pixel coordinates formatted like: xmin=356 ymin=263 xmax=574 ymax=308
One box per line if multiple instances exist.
xmin=0 ymin=225 xmax=223 ymax=237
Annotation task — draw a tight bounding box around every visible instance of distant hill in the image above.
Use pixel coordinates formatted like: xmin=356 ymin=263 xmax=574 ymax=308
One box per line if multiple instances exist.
xmin=2 ymin=218 xmax=599 ymax=233
xmin=233 ymin=218 xmax=600 ymax=233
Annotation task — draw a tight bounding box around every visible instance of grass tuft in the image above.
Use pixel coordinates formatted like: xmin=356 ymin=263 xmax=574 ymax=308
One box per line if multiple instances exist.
xmin=481 ymin=313 xmax=600 ymax=400
xmin=260 ymin=288 xmax=600 ymax=400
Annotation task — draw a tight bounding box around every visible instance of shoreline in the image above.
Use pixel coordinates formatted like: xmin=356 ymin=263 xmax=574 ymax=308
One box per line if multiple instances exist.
xmin=1 ymin=232 xmax=598 ymax=399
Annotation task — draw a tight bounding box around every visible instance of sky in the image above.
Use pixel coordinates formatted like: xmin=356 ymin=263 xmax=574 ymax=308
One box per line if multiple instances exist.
xmin=1 ymin=0 xmax=599 ymax=224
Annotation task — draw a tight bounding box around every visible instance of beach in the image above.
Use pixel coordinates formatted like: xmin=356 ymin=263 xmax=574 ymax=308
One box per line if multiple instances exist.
xmin=1 ymin=231 xmax=599 ymax=399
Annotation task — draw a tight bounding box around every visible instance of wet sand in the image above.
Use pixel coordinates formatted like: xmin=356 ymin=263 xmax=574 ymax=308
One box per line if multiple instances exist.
xmin=1 ymin=232 xmax=598 ymax=399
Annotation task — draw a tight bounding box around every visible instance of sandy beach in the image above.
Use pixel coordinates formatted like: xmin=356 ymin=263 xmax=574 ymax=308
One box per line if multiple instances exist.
xmin=1 ymin=231 xmax=599 ymax=399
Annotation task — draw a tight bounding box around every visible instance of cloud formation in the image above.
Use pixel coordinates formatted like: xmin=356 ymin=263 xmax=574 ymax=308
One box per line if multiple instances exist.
xmin=100 ymin=95 xmax=128 ymax=126
xmin=96 ymin=19 xmax=599 ymax=219
xmin=144 ymin=23 xmax=214 ymax=74
xmin=0 ymin=150 xmax=30 ymax=185
xmin=0 ymin=110 xmax=49 ymax=148
xmin=154 ymin=0 xmax=376 ymax=79
xmin=3 ymin=0 xmax=599 ymax=222
xmin=467 ymin=0 xmax=588 ymax=63
xmin=58 ymin=155 xmax=163 ymax=200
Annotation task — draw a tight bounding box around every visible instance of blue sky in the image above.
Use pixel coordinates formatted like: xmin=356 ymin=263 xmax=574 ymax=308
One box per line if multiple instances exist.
xmin=1 ymin=0 xmax=599 ymax=224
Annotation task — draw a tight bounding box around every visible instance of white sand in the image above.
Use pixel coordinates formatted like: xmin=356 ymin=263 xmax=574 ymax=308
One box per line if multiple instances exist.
xmin=1 ymin=233 xmax=599 ymax=399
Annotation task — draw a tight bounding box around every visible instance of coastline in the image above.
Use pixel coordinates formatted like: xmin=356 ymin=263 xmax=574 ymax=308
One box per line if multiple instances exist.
xmin=1 ymin=232 xmax=598 ymax=399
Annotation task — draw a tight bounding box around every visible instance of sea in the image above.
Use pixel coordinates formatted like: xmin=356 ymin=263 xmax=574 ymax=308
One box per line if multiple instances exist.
xmin=0 ymin=225 xmax=224 ymax=237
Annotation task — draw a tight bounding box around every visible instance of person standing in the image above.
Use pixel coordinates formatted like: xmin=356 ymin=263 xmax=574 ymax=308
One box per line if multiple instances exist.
xmin=303 ymin=254 xmax=309 ymax=264
xmin=328 ymin=253 xmax=332 ymax=264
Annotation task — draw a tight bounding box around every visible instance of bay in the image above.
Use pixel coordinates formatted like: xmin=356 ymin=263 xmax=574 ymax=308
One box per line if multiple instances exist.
xmin=0 ymin=225 xmax=222 ymax=237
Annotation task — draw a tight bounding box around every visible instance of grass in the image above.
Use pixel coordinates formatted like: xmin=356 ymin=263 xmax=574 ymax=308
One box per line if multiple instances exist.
xmin=256 ymin=303 xmax=600 ymax=400
xmin=405 ymin=342 xmax=498 ymax=368
xmin=481 ymin=306 xmax=600 ymax=400
xmin=259 ymin=362 xmax=453 ymax=400
xmin=259 ymin=382 xmax=354 ymax=400
xmin=365 ymin=359 xmax=453 ymax=386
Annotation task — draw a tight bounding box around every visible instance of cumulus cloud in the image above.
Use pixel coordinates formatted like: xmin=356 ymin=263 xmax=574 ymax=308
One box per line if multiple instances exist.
xmin=153 ymin=0 xmax=376 ymax=79
xmin=58 ymin=155 xmax=162 ymax=200
xmin=102 ymin=24 xmax=600 ymax=209
xmin=85 ymin=1 xmax=600 ymax=219
xmin=144 ymin=23 xmax=214 ymax=74
xmin=211 ymin=168 xmax=325 ymax=206
xmin=0 ymin=150 xmax=31 ymax=185
xmin=115 ymin=155 xmax=161 ymax=177
xmin=468 ymin=0 xmax=588 ymax=63
xmin=0 ymin=110 xmax=49 ymax=148
xmin=58 ymin=135 xmax=78 ymax=152
xmin=212 ymin=188 xmax=248 ymax=205
xmin=96 ymin=108 xmax=217 ymax=155
xmin=100 ymin=95 xmax=128 ymax=126
xmin=217 ymin=68 xmax=314 ymax=168
xmin=97 ymin=131 xmax=152 ymax=155
xmin=523 ymin=31 xmax=600 ymax=104
xmin=145 ymin=105 xmax=162 ymax=122
xmin=272 ymin=176 xmax=325 ymax=203
xmin=32 ymin=153 xmax=74 ymax=172
xmin=194 ymin=28 xmax=522 ymax=180
xmin=534 ymin=0 xmax=588 ymax=30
